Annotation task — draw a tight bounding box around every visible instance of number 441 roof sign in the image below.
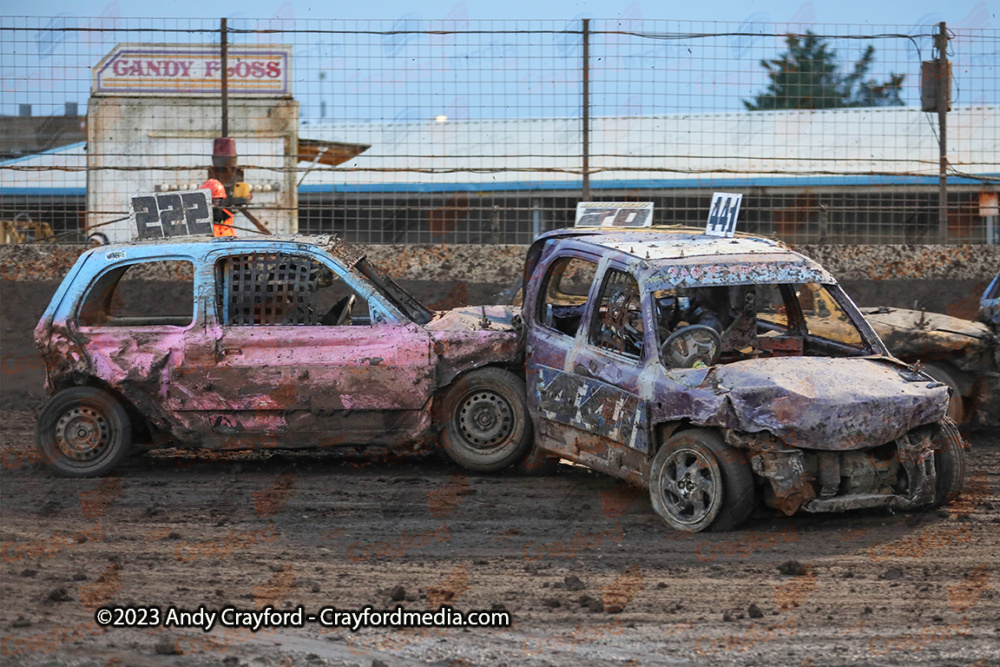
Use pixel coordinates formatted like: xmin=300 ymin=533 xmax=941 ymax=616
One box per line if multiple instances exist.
xmin=705 ymin=192 xmax=743 ymax=237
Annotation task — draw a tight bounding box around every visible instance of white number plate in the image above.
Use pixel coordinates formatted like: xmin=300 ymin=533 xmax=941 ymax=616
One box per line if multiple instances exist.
xmin=575 ymin=202 xmax=654 ymax=228
xmin=130 ymin=190 xmax=213 ymax=239
xmin=705 ymin=192 xmax=742 ymax=237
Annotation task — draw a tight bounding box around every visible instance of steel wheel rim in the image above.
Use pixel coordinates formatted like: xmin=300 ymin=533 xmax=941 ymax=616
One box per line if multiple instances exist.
xmin=457 ymin=390 xmax=515 ymax=452
xmin=54 ymin=406 xmax=111 ymax=463
xmin=657 ymin=447 xmax=722 ymax=526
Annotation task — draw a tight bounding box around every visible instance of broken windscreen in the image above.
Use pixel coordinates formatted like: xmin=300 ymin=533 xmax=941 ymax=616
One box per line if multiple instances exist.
xmin=653 ymin=282 xmax=874 ymax=368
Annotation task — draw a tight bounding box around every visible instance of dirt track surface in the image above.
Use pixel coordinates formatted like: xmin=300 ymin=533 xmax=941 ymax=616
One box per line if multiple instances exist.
xmin=2 ymin=409 xmax=999 ymax=667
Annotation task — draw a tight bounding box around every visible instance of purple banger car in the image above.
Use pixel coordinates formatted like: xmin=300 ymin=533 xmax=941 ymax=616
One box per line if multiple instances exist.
xmin=519 ymin=225 xmax=967 ymax=532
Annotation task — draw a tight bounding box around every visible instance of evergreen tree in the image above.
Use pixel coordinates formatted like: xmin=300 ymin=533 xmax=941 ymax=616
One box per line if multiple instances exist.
xmin=744 ymin=32 xmax=905 ymax=110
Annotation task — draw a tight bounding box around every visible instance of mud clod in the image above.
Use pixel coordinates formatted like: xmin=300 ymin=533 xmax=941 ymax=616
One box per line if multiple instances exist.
xmin=777 ymin=560 xmax=809 ymax=576
xmin=46 ymin=587 xmax=71 ymax=603
xmin=154 ymin=637 xmax=181 ymax=655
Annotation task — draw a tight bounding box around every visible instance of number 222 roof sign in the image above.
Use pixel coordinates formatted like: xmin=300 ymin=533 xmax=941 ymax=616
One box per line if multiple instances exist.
xmin=93 ymin=44 xmax=292 ymax=96
xmin=130 ymin=190 xmax=213 ymax=240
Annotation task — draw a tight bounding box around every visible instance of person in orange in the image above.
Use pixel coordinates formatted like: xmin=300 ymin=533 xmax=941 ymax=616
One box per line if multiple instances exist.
xmin=201 ymin=178 xmax=237 ymax=237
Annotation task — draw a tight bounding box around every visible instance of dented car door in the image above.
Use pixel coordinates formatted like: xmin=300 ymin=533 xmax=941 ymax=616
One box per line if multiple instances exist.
xmin=74 ymin=255 xmax=200 ymax=418
xmin=171 ymin=248 xmax=435 ymax=447
xmin=527 ymin=253 xmax=650 ymax=464
xmin=568 ymin=266 xmax=650 ymax=454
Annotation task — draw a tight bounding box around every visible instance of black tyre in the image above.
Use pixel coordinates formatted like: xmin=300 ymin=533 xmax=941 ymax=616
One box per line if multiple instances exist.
xmin=648 ymin=428 xmax=754 ymax=532
xmin=931 ymin=420 xmax=968 ymax=507
xmin=439 ymin=368 xmax=532 ymax=472
xmin=923 ymin=363 xmax=966 ymax=424
xmin=36 ymin=387 xmax=132 ymax=477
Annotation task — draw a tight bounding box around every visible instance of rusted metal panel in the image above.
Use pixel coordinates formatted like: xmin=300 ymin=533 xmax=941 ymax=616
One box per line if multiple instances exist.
xmin=863 ymin=306 xmax=993 ymax=370
xmin=649 ymin=357 xmax=948 ymax=451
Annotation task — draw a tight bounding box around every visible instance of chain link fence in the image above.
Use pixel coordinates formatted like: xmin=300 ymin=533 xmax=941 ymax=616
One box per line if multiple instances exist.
xmin=1 ymin=15 xmax=997 ymax=244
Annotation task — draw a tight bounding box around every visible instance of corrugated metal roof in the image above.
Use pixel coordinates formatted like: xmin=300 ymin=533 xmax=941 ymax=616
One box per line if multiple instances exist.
xmin=296 ymin=106 xmax=999 ymax=192
xmin=2 ymin=107 xmax=996 ymax=195
xmin=0 ymin=141 xmax=87 ymax=195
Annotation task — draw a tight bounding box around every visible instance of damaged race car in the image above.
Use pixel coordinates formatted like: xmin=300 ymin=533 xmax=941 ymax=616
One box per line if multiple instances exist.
xmin=521 ymin=202 xmax=967 ymax=532
xmin=34 ymin=235 xmax=531 ymax=477
xmin=796 ymin=277 xmax=1000 ymax=425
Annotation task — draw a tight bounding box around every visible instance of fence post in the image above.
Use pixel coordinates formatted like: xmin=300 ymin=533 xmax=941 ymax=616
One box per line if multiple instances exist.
xmin=582 ymin=18 xmax=590 ymax=201
xmin=221 ymin=17 xmax=229 ymax=137
xmin=936 ymin=21 xmax=949 ymax=243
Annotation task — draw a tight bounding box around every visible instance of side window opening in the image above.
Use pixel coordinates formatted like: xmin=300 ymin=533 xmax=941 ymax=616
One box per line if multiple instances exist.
xmin=78 ymin=260 xmax=193 ymax=327
xmin=538 ymin=256 xmax=599 ymax=337
xmin=591 ymin=269 xmax=643 ymax=359
xmin=216 ymin=253 xmax=370 ymax=326
xmin=796 ymin=283 xmax=863 ymax=347
xmin=755 ymin=284 xmax=791 ymax=332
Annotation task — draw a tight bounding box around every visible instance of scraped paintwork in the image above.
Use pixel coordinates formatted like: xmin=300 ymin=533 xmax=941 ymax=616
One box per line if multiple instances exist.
xmin=35 ymin=235 xmax=522 ymax=453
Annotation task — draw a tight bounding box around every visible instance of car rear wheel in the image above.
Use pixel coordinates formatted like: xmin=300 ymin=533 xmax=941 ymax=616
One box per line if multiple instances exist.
xmin=439 ymin=368 xmax=532 ymax=472
xmin=36 ymin=387 xmax=132 ymax=477
xmin=922 ymin=363 xmax=966 ymax=424
xmin=931 ymin=420 xmax=968 ymax=507
xmin=648 ymin=429 xmax=754 ymax=532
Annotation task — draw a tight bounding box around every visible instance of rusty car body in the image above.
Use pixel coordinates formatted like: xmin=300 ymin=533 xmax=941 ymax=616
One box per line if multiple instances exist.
xmin=34 ymin=235 xmax=531 ymax=476
xmin=520 ymin=227 xmax=967 ymax=532
xmin=858 ymin=303 xmax=998 ymax=425
xmin=789 ymin=283 xmax=998 ymax=425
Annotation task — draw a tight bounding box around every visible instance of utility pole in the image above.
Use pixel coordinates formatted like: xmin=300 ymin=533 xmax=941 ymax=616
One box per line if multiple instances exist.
xmin=582 ymin=19 xmax=590 ymax=201
xmin=935 ymin=22 xmax=949 ymax=242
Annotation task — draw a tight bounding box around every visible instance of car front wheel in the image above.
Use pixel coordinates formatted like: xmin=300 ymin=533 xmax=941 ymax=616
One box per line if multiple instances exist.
xmin=36 ymin=386 xmax=132 ymax=477
xmin=439 ymin=368 xmax=532 ymax=472
xmin=931 ymin=420 xmax=968 ymax=507
xmin=648 ymin=429 xmax=754 ymax=532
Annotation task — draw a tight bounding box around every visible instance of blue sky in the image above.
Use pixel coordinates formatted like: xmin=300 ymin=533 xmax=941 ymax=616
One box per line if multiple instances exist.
xmin=3 ymin=1 xmax=997 ymax=118
xmin=11 ymin=1 xmax=999 ymax=24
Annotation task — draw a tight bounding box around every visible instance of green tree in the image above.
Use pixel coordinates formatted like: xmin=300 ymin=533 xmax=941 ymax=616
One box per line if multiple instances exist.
xmin=744 ymin=32 xmax=905 ymax=110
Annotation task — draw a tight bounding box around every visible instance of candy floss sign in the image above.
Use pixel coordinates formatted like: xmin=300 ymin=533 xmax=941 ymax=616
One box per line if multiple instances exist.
xmin=92 ymin=44 xmax=292 ymax=96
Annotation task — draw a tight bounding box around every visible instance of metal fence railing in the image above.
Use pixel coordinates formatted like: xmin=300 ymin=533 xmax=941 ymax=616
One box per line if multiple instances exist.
xmin=1 ymin=16 xmax=997 ymax=245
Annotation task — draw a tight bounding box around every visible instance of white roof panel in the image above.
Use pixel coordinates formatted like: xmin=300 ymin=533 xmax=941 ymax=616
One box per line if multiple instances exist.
xmin=588 ymin=233 xmax=788 ymax=260
xmin=3 ymin=107 xmax=996 ymax=195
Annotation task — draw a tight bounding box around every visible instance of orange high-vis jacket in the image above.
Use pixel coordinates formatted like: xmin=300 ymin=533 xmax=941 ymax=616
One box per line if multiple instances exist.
xmin=213 ymin=207 xmax=236 ymax=237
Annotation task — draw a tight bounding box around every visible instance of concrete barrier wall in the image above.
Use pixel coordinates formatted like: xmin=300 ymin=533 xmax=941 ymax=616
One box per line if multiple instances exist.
xmin=2 ymin=242 xmax=997 ymax=282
